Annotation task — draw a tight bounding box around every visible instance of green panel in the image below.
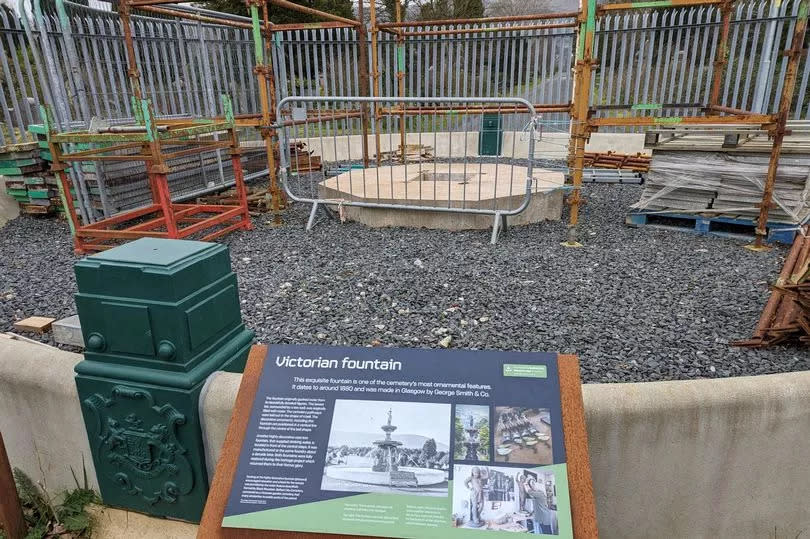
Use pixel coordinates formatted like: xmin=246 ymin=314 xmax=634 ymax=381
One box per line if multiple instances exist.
xmin=631 ymin=103 xmax=663 ymax=111
xmin=186 ymin=285 xmax=239 ymax=349
xmin=103 ymin=302 xmax=155 ymax=356
xmin=0 ymin=158 xmax=38 ymax=167
xmin=76 ymin=378 xmax=208 ymax=522
xmin=223 ymin=463 xmax=573 ymax=537
xmin=27 ymin=189 xmax=51 ymax=199
xmin=28 ymin=123 xmax=47 ymax=135
xmin=73 ymin=238 xmax=254 ymax=522
xmin=478 ymin=113 xmax=503 ymax=156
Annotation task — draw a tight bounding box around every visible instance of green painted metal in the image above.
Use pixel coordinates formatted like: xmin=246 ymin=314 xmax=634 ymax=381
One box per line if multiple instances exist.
xmin=631 ymin=103 xmax=663 ymax=110
xmin=0 ymin=158 xmax=38 ymax=167
xmin=140 ymin=99 xmax=157 ymax=143
xmin=73 ymin=238 xmax=254 ymax=522
xmin=478 ymin=113 xmax=503 ymax=156
xmin=622 ymin=0 xmax=674 ymax=8
xmin=249 ymin=5 xmax=263 ymax=64
xmin=585 ymin=0 xmax=597 ymax=32
xmin=132 ymin=96 xmax=144 ymax=125
xmin=49 ymin=122 xmax=233 ymax=144
xmin=654 ymin=116 xmax=683 ymax=124
xmin=39 ymin=105 xmax=53 ymax=138
xmin=397 ymin=45 xmax=406 ymax=72
xmin=221 ymin=94 xmax=234 ymax=126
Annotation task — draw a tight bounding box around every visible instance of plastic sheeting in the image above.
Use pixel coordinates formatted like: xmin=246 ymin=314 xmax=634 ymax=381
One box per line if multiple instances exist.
xmin=632 ymin=152 xmax=810 ymax=224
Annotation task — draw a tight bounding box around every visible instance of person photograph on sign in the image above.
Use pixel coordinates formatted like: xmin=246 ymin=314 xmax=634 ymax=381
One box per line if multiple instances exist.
xmin=321 ymin=399 xmax=451 ymax=496
xmin=454 ymin=404 xmax=491 ymax=462
xmin=494 ymin=407 xmax=553 ymax=465
xmin=452 ymin=464 xmax=559 ymax=534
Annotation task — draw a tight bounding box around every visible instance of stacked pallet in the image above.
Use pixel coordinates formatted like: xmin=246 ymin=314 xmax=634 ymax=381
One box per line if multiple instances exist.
xmin=632 ymin=152 xmax=810 ymax=222
xmin=1 ymin=141 xmax=62 ymax=215
xmin=735 ymin=226 xmax=810 ymax=347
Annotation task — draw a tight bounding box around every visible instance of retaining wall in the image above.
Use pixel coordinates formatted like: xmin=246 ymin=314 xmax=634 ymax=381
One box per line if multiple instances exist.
xmin=2 ymin=338 xmax=808 ymax=537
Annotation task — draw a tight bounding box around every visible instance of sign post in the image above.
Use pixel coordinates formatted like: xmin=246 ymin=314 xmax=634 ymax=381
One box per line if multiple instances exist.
xmin=0 ymin=431 xmax=26 ymax=539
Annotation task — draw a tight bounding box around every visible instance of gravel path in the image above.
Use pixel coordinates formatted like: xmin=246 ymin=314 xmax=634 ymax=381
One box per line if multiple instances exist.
xmin=1 ymin=184 xmax=807 ymax=383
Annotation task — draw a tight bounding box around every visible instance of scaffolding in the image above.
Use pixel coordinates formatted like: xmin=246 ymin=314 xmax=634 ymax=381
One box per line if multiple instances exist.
xmin=572 ymin=0 xmax=809 ymax=250
xmin=43 ymin=95 xmax=252 ymax=253
xmin=370 ymin=0 xmax=808 ymax=248
xmin=41 ymin=0 xmax=810 ymax=249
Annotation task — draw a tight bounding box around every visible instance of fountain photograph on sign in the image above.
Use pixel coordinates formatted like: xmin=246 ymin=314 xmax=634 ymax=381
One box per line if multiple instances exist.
xmin=321 ymin=399 xmax=451 ymax=496
xmin=454 ymin=404 xmax=490 ymax=462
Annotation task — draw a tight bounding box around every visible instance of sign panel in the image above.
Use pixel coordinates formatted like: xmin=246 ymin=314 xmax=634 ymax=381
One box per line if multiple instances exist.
xmin=222 ymin=345 xmax=573 ymax=538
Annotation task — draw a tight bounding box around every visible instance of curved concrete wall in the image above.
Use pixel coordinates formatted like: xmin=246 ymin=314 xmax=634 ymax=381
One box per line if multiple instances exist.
xmin=2 ymin=338 xmax=808 ymax=537
xmin=583 ymin=372 xmax=810 ymax=538
xmin=0 ymin=338 xmax=98 ymax=493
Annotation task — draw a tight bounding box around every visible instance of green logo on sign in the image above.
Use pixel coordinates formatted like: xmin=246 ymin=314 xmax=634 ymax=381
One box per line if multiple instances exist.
xmin=503 ymin=364 xmax=547 ymax=378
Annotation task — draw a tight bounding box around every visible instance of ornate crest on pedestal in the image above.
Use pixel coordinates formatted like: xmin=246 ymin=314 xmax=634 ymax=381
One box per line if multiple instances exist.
xmin=83 ymin=385 xmax=194 ymax=506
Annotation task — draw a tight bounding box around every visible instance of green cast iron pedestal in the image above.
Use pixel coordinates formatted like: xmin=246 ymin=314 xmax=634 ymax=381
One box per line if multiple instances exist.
xmin=73 ymin=238 xmax=254 ymax=522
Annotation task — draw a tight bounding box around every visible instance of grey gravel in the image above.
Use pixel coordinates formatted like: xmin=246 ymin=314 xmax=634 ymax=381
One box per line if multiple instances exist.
xmin=1 ymin=184 xmax=808 ymax=382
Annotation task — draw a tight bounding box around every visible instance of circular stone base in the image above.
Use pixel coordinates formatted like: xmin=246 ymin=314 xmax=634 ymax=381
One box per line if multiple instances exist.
xmin=317 ymin=163 xmax=565 ymax=230
xmin=324 ymin=466 xmax=446 ymax=486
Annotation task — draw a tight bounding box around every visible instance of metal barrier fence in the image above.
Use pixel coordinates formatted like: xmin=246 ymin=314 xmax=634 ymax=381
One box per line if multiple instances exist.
xmin=276 ymin=96 xmax=565 ymax=243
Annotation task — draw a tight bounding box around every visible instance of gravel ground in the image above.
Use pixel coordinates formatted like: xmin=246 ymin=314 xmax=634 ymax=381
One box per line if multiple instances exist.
xmin=1 ymin=183 xmax=808 ymax=383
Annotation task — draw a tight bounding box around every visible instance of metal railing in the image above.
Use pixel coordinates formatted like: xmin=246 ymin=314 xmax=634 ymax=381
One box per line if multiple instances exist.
xmin=276 ymin=96 xmax=565 ymax=243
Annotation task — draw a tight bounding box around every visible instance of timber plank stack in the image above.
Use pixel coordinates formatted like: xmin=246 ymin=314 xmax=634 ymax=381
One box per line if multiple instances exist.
xmin=631 ymin=152 xmax=810 ymax=223
xmin=583 ymin=151 xmax=651 ymax=172
xmin=288 ymin=142 xmax=322 ymax=172
xmin=735 ymin=226 xmax=810 ymax=347
xmin=1 ymin=140 xmax=63 ymax=216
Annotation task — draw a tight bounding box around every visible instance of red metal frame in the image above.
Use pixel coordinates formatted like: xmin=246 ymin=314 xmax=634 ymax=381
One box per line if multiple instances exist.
xmin=46 ymin=110 xmax=252 ymax=254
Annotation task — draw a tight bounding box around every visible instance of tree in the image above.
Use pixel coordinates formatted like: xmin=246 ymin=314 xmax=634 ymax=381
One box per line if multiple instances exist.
xmin=486 ymin=0 xmax=553 ymax=17
xmin=418 ymin=0 xmax=483 ymax=20
xmin=453 ymin=416 xmax=465 ymax=458
xmin=477 ymin=422 xmax=489 ymax=459
xmin=200 ymin=0 xmax=354 ymax=23
xmin=421 ymin=438 xmax=437 ymax=465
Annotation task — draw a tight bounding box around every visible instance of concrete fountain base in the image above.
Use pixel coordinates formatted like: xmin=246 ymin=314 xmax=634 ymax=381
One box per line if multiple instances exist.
xmin=317 ymin=163 xmax=565 ymax=230
xmin=324 ymin=466 xmax=446 ymax=486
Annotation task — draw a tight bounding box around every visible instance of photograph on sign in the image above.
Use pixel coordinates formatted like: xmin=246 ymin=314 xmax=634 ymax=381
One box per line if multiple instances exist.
xmin=494 ymin=407 xmax=553 ymax=465
xmin=453 ymin=404 xmax=490 ymax=462
xmin=321 ymin=399 xmax=451 ymax=496
xmin=452 ymin=464 xmax=560 ymax=534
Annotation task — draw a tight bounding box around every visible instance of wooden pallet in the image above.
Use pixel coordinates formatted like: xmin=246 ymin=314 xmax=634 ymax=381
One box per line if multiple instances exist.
xmin=626 ymin=211 xmax=797 ymax=244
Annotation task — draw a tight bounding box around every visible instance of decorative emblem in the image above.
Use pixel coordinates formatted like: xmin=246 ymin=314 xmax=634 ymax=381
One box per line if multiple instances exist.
xmin=83 ymin=386 xmax=194 ymax=506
